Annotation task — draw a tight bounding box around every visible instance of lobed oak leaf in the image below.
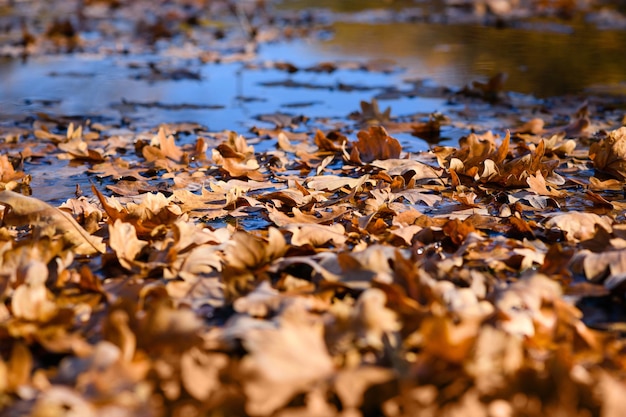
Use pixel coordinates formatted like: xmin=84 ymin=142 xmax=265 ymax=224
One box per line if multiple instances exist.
xmin=154 ymin=126 xmax=184 ymax=162
xmin=233 ymin=281 xmax=282 ymax=318
xmin=89 ymin=157 xmax=149 ymax=181
xmin=370 ymin=158 xmax=442 ymax=180
xmin=544 ymin=212 xmax=612 ymax=242
xmin=588 ymin=176 xmax=623 ymax=192
xmin=495 ymin=273 xmax=568 ymax=338
xmin=333 ymin=366 xmax=395 ymax=412
xmin=239 ymin=302 xmax=334 ymax=416
xmin=212 ymin=147 xmax=265 ymax=181
xmin=576 ymin=248 xmax=626 ymax=289
xmin=305 ymin=174 xmax=370 ymax=192
xmin=0 ymin=154 xmax=27 ymax=184
xmin=353 ymin=288 xmax=400 ymax=349
xmin=421 ymin=314 xmax=482 ymax=364
xmin=0 ymin=190 xmax=105 ymax=255
xmin=11 ymin=260 xmax=57 ymax=322
xmin=314 ymin=129 xmax=348 ymax=152
xmin=443 ymin=218 xmax=478 ymax=245
xmin=527 ymin=170 xmax=566 ymax=197
xmin=57 ymin=134 xmax=105 ymax=163
xmin=356 ymin=98 xmax=392 ymax=125
xmin=92 ymin=186 xmax=182 ymax=234
xmin=287 ymin=223 xmax=347 ymax=247
xmin=590 ymin=126 xmax=626 ymax=179
xmin=267 ymin=205 xmax=348 ymax=227
xmin=350 ymin=126 xmax=402 ymax=164
xmin=180 ymin=347 xmax=229 ymax=401
xmin=108 ymin=219 xmax=148 ymax=270
xmin=543 ymin=132 xmax=576 ymax=156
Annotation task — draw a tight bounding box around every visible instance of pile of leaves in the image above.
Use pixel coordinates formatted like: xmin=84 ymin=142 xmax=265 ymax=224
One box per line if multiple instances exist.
xmin=2 ymin=112 xmax=626 ymax=416
xmin=3 ymin=0 xmax=626 ymax=416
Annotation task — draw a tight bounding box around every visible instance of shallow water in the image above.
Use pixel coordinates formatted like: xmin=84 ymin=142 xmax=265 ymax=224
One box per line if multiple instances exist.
xmin=309 ymin=20 xmax=626 ymax=97
xmin=0 ymin=43 xmax=450 ymax=143
xmin=2 ymin=1 xmax=626 ymax=192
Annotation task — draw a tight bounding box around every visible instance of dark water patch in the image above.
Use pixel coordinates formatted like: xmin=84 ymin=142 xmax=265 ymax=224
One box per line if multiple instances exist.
xmin=310 ymin=21 xmax=626 ymax=97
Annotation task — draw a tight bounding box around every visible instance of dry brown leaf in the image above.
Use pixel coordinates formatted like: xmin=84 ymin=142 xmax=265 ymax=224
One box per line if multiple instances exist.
xmin=588 ymin=176 xmax=623 ymax=192
xmin=576 ymin=248 xmax=626 ymax=288
xmin=544 ymin=212 xmax=612 ymax=242
xmin=350 ymin=126 xmax=402 ymax=164
xmin=224 ymin=228 xmax=286 ymax=271
xmin=590 ymin=126 xmax=626 ymax=179
xmin=420 ymin=314 xmax=481 ymax=364
xmin=369 ymin=159 xmax=442 ymax=180
xmin=180 ymin=347 xmax=229 ymax=401
xmin=239 ymin=302 xmax=334 ymax=416
xmin=526 ymin=170 xmax=566 ymax=197
xmin=31 ymin=386 xmax=97 ymax=417
xmin=6 ymin=342 xmax=33 ymax=393
xmin=305 ymin=174 xmax=370 ymax=192
xmin=11 ymin=260 xmax=58 ymax=322
xmin=465 ymin=326 xmax=524 ymax=395
xmin=154 ymin=126 xmax=184 ymax=162
xmin=233 ymin=281 xmax=283 ymax=318
xmin=0 ymin=190 xmax=105 ymax=255
xmin=0 ymin=154 xmax=27 ymax=184
xmin=352 ymin=288 xmax=400 ymax=349
xmin=333 ymin=366 xmax=395 ymax=411
xmin=108 ymin=219 xmax=148 ymax=270
xmin=287 ymin=223 xmax=347 ymax=247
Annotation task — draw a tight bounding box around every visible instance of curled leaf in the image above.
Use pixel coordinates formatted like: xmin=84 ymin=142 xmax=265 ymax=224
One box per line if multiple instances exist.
xmin=590 ymin=126 xmax=626 ymax=179
xmin=350 ymin=126 xmax=402 ymax=164
xmin=0 ymin=190 xmax=105 ymax=255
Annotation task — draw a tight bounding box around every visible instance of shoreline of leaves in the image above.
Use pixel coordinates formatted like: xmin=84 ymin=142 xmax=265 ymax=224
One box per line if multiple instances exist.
xmin=2 ymin=120 xmax=626 ymax=415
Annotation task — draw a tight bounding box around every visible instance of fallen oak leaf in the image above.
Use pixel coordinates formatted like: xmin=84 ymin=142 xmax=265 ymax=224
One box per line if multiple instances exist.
xmin=237 ymin=302 xmax=335 ymax=416
xmin=305 ymin=174 xmax=370 ymax=192
xmin=92 ymin=185 xmax=182 ymax=235
xmin=180 ymin=347 xmax=229 ymax=401
xmin=369 ymin=158 xmax=443 ymax=180
xmin=350 ymin=126 xmax=402 ymax=164
xmin=588 ymin=176 xmax=623 ymax=192
xmin=544 ymin=212 xmax=612 ymax=242
xmin=266 ymin=205 xmax=348 ymax=227
xmin=11 ymin=260 xmax=58 ymax=322
xmin=108 ymin=219 xmax=148 ymax=270
xmin=590 ymin=126 xmax=626 ymax=179
xmin=0 ymin=154 xmax=27 ymax=184
xmin=352 ymin=288 xmax=400 ymax=349
xmin=526 ymin=170 xmax=566 ymax=197
xmin=153 ymin=126 xmax=183 ymax=162
xmin=0 ymin=190 xmax=105 ymax=255
xmin=286 ymin=223 xmax=347 ymax=247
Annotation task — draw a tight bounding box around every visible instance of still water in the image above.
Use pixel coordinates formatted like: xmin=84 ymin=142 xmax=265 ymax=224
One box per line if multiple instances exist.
xmin=316 ymin=20 xmax=626 ymax=97
xmin=2 ymin=9 xmax=626 ymax=135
